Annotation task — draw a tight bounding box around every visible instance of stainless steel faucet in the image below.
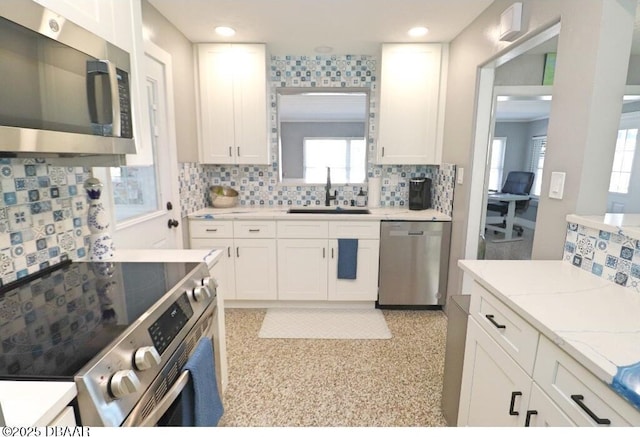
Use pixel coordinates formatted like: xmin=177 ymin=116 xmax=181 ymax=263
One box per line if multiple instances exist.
xmin=325 ymin=167 xmax=337 ymax=206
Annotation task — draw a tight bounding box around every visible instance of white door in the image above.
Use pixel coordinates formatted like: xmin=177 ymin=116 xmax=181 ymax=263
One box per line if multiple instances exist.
xmin=94 ymin=42 xmax=182 ymax=249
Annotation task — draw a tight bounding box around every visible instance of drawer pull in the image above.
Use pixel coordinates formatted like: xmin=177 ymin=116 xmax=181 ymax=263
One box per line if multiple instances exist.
xmin=227 ymin=247 xmax=231 ymax=257
xmin=570 ymin=395 xmax=611 ymax=425
xmin=323 ymin=248 xmax=326 ymax=258
xmin=206 ymin=229 xmax=218 ymax=232
xmin=509 ymin=391 xmax=522 ymax=416
xmin=485 ymin=314 xmax=506 ymax=329
xmin=524 ymin=410 xmax=537 ymax=427
xmin=236 ymin=247 xmax=240 ymax=257
xmin=248 ymin=229 xmax=260 ymax=232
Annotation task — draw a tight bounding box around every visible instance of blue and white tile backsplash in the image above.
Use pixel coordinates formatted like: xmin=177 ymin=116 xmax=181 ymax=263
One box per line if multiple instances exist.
xmin=564 ymin=222 xmax=640 ymax=293
xmin=0 ymin=158 xmax=90 ymax=286
xmin=178 ymin=54 xmax=456 ymax=218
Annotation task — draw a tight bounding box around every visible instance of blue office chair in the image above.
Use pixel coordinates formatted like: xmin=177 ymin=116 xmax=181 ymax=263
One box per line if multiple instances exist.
xmin=487 ymin=171 xmax=535 ymax=236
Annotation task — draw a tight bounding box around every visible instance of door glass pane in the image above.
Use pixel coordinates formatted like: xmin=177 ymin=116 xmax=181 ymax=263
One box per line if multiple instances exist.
xmin=110 ymin=79 xmax=160 ymax=222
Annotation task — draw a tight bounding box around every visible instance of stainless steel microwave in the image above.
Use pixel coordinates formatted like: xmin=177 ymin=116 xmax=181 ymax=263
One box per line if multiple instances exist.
xmin=0 ymin=1 xmax=136 ymax=158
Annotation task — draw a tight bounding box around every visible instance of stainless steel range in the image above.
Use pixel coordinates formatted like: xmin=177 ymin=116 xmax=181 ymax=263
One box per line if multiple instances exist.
xmin=0 ymin=259 xmax=218 ymax=427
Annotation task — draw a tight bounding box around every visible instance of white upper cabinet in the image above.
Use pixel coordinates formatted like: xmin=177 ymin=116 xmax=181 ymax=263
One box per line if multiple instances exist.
xmin=33 ymin=0 xmax=117 ymax=46
xmin=377 ymin=43 xmax=447 ymax=165
xmin=196 ymin=44 xmax=270 ymax=165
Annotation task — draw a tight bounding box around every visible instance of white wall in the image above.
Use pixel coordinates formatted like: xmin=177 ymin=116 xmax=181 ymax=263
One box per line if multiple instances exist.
xmin=443 ymin=0 xmax=636 ymax=299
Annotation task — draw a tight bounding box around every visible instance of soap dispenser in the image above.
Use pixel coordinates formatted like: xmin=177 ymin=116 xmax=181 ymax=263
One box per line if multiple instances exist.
xmin=356 ymin=188 xmax=366 ymax=207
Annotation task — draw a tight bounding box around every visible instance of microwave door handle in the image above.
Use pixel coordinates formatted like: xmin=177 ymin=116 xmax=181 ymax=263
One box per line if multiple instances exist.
xmin=86 ymin=60 xmax=121 ymax=136
xmin=123 ymin=370 xmax=190 ymax=427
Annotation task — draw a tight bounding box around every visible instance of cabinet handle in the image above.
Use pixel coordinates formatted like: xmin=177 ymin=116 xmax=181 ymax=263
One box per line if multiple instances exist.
xmin=331 ymin=248 xmax=334 ymax=258
xmin=228 ymin=146 xmax=232 ymax=157
xmin=248 ymin=229 xmax=260 ymax=232
xmin=524 ymin=410 xmax=538 ymax=427
xmin=509 ymin=391 xmax=522 ymax=416
xmin=227 ymin=246 xmax=231 ymax=258
xmin=237 ymin=146 xmax=241 ymax=156
xmin=206 ymin=229 xmax=217 ymax=232
xmin=485 ymin=314 xmax=506 ymax=329
xmin=381 ymin=147 xmax=385 ymax=157
xmin=236 ymin=247 xmax=240 ymax=257
xmin=570 ymin=395 xmax=611 ymax=425
xmin=323 ymin=248 xmax=326 ymax=258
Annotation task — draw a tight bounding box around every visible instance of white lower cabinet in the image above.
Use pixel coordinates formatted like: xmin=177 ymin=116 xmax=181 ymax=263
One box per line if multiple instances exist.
xmin=276 ymin=220 xmax=380 ymax=301
xmin=189 ymin=220 xmax=276 ymax=300
xmin=190 ymin=218 xmax=380 ymax=302
xmin=459 ymin=277 xmax=640 ymax=427
xmin=458 ymin=317 xmax=532 ymax=426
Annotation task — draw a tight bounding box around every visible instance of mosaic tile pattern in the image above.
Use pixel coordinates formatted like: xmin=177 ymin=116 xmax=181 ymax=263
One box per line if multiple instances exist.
xmin=178 ymin=55 xmax=456 ymax=218
xmin=564 ymin=222 xmax=640 ymax=293
xmin=0 ymin=263 xmax=101 ymax=375
xmin=0 ymin=158 xmax=90 ymax=286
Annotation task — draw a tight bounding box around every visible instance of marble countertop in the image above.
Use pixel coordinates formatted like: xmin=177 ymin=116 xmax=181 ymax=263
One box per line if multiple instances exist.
xmin=458 ymin=259 xmax=640 ymax=410
xmin=110 ymin=248 xmax=223 ymax=269
xmin=0 ymin=381 xmax=77 ymax=426
xmin=567 ymin=213 xmax=640 ymax=240
xmin=188 ymin=206 xmax=451 ymax=222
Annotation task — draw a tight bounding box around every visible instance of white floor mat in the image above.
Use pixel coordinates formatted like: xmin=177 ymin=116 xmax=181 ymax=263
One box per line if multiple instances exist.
xmin=258 ymin=308 xmax=392 ymax=339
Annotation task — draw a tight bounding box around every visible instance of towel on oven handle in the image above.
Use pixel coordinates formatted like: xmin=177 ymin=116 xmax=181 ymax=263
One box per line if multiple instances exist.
xmin=182 ymin=337 xmax=224 ymax=426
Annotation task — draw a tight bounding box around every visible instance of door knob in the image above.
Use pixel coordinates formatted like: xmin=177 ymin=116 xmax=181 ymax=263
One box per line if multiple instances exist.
xmin=168 ymin=219 xmax=179 ymax=229
xmin=166 ymin=202 xmax=173 ymax=210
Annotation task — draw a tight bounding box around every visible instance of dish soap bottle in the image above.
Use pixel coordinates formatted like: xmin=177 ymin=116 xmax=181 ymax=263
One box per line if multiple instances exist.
xmin=356 ymin=188 xmax=366 ymax=207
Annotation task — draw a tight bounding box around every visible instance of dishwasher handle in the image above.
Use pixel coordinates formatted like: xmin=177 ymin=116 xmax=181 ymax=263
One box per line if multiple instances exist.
xmin=388 ymin=230 xmax=442 ymax=237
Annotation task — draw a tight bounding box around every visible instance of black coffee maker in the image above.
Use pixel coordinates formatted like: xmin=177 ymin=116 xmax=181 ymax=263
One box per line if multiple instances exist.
xmin=409 ymin=178 xmax=432 ymax=210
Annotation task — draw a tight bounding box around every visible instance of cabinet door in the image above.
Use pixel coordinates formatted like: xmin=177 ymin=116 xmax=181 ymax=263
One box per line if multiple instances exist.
xmin=196 ymin=44 xmax=268 ymax=165
xmin=34 ymin=0 xmax=116 ymax=44
xmin=190 ymin=239 xmax=237 ymax=300
xmin=526 ymin=384 xmax=575 ymax=427
xmin=327 ymin=239 xmax=379 ymax=301
xmin=458 ymin=317 xmax=531 ymax=426
xmin=277 ymin=239 xmax=328 ymax=300
xmin=234 ymin=239 xmax=277 ymax=300
xmin=377 ymin=43 xmax=444 ymax=164
xmin=232 ymin=44 xmax=269 ymax=165
xmin=197 ymin=44 xmax=236 ymax=164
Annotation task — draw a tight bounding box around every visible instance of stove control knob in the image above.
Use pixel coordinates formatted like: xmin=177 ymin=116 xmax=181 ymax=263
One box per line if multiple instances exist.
xmin=192 ymin=285 xmax=212 ymax=302
xmin=201 ymin=276 xmax=217 ymax=290
xmin=134 ymin=346 xmax=161 ymax=371
xmin=109 ymin=369 xmax=141 ymax=399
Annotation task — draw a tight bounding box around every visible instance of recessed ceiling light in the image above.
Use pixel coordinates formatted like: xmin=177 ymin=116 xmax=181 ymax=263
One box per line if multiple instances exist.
xmin=314 ymin=46 xmax=333 ymax=54
xmin=215 ymin=26 xmax=236 ymax=37
xmin=408 ymin=26 xmax=429 ymax=37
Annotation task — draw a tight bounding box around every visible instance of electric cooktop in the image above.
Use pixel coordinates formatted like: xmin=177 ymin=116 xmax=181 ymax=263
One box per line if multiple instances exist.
xmin=0 ymin=260 xmax=199 ymax=381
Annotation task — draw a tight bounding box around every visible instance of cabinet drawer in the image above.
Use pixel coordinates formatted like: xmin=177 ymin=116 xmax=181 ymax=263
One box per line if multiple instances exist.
xmin=534 ymin=336 xmax=640 ymax=426
xmin=329 ymin=221 xmax=380 ymax=239
xmin=189 ymin=220 xmax=234 ymax=238
xmin=277 ymin=221 xmax=328 ymax=239
xmin=233 ymin=220 xmax=276 ymax=238
xmin=470 ymin=281 xmax=539 ymax=375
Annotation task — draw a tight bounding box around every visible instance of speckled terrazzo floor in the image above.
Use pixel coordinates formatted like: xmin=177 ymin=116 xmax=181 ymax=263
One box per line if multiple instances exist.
xmin=218 ymin=308 xmax=448 ymax=427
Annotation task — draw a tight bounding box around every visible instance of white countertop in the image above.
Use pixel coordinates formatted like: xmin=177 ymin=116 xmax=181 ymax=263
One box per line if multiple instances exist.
xmin=567 ymin=213 xmax=640 ymax=240
xmin=458 ymin=259 xmax=640 ymax=410
xmin=188 ymin=206 xmax=451 ymax=221
xmin=110 ymin=248 xmax=223 ymax=269
xmin=0 ymin=381 xmax=77 ymax=426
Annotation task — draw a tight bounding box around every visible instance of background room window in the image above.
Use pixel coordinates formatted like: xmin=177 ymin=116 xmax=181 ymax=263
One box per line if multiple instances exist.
xmin=529 ymin=135 xmax=547 ymax=196
xmin=609 ymin=128 xmax=637 ymax=194
xmin=488 ymin=137 xmax=506 ymax=191
xmin=303 ymin=137 xmax=366 ymax=184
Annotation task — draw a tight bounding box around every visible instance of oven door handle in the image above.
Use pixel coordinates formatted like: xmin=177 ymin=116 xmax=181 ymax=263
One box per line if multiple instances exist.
xmin=133 ymin=370 xmax=190 ymax=427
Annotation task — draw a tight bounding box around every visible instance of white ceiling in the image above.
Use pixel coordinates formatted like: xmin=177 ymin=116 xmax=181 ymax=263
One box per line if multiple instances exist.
xmin=147 ymin=0 xmax=495 ymax=55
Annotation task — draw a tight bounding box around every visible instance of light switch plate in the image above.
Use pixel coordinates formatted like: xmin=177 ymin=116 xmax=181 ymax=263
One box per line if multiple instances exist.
xmin=549 ymin=171 xmax=566 ymax=199
xmin=456 ymin=167 xmax=464 ymax=184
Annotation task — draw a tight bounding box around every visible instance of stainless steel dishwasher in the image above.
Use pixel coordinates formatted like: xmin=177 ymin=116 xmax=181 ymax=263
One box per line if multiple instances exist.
xmin=378 ymin=221 xmax=451 ymax=307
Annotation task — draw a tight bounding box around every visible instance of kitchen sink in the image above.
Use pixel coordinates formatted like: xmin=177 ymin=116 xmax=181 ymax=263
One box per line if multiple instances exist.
xmin=287 ymin=207 xmax=371 ymax=214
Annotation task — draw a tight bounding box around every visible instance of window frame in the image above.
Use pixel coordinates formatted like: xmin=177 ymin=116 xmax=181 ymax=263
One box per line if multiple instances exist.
xmin=302 ymin=136 xmax=367 ymax=184
xmin=488 ymin=137 xmax=507 ymax=192
xmin=529 ymin=135 xmax=547 ymax=197
xmin=608 ymin=112 xmax=640 ymax=194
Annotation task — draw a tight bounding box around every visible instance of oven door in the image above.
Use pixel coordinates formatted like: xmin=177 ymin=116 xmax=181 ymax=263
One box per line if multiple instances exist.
xmin=122 ymin=301 xmax=219 ymax=427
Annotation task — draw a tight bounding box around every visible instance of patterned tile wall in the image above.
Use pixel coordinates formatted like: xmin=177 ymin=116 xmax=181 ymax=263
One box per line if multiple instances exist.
xmin=0 ymin=158 xmax=90 ymax=286
xmin=178 ymin=55 xmax=456 ymax=218
xmin=564 ymin=222 xmax=640 ymax=293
